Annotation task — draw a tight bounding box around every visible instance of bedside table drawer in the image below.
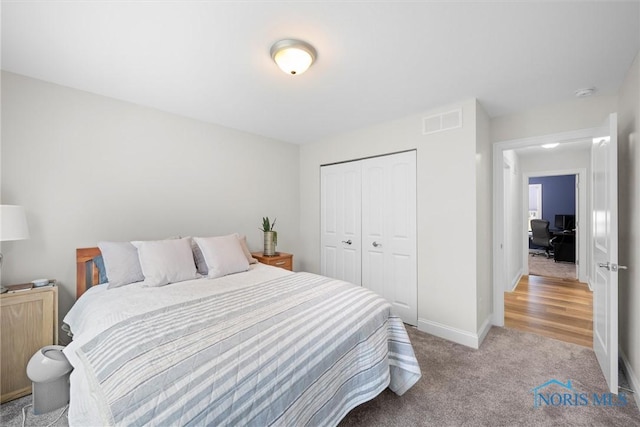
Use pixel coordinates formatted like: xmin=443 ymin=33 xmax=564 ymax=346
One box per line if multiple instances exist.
xmin=268 ymin=258 xmax=292 ymax=270
xmin=251 ymin=252 xmax=293 ymax=271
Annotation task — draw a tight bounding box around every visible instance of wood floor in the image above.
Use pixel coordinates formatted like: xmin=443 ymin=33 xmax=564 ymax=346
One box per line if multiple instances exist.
xmin=505 ymin=274 xmax=593 ymax=347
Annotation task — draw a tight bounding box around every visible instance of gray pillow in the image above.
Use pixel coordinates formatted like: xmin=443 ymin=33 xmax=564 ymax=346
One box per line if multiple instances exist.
xmin=98 ymin=241 xmax=145 ymax=288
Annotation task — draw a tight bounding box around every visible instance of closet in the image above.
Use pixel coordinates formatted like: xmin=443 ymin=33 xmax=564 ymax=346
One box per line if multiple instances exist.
xmin=321 ymin=151 xmax=417 ymax=325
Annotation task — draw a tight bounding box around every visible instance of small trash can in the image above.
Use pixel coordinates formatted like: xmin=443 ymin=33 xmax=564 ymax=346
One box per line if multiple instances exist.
xmin=26 ymin=345 xmax=73 ymax=415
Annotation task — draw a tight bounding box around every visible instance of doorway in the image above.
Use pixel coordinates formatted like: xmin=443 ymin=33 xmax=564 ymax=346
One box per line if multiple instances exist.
xmin=493 ymin=114 xmax=620 ymax=393
xmin=498 ymin=147 xmax=592 ymax=349
xmin=492 ymin=128 xmax=595 ymax=326
xmin=527 ymin=174 xmax=578 ymax=281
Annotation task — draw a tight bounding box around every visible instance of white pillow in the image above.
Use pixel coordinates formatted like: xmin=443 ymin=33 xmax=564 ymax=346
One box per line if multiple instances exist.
xmin=132 ymin=238 xmax=199 ymax=287
xmin=191 ymin=234 xmax=257 ymax=275
xmin=193 ymin=234 xmax=250 ymax=279
xmin=238 ymin=235 xmax=258 ymax=265
xmin=98 ymin=241 xmax=145 ymax=289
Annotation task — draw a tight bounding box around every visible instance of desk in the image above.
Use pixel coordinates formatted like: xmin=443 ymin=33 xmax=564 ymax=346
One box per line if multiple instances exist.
xmin=551 ymin=230 xmax=575 ymax=263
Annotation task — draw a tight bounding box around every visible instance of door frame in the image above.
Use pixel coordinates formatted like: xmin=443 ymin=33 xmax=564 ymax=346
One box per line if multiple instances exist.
xmin=492 ymin=127 xmax=597 ymax=326
xmin=521 ymin=169 xmax=587 ymax=283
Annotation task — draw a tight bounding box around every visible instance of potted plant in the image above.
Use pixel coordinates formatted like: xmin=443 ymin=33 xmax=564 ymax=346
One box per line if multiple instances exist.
xmin=260 ymin=217 xmax=277 ymax=256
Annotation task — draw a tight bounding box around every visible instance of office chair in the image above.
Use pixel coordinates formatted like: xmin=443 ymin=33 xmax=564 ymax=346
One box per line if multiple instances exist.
xmin=530 ymin=219 xmax=555 ymax=258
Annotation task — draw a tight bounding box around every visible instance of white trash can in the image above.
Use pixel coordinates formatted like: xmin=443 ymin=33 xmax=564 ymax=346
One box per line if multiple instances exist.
xmin=26 ymin=345 xmax=72 ymax=415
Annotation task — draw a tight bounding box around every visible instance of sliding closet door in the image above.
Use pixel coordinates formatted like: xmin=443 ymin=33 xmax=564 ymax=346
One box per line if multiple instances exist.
xmin=320 ymin=162 xmax=362 ymax=285
xmin=362 ymin=151 xmax=417 ymax=325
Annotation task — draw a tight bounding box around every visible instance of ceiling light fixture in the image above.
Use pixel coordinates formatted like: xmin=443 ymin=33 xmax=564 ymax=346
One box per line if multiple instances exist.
xmin=575 ymin=87 xmax=596 ymax=98
xmin=270 ymin=39 xmax=317 ymax=76
xmin=542 ymin=143 xmax=559 ymax=149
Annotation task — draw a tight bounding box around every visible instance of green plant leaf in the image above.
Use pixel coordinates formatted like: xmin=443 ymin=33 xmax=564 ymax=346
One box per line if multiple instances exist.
xmin=260 ymin=216 xmax=276 ymax=232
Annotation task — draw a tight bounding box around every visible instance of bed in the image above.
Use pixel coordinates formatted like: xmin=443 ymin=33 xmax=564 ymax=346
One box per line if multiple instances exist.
xmin=64 ymin=241 xmax=421 ymax=426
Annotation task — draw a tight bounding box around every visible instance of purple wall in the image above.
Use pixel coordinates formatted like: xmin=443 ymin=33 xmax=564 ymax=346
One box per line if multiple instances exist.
xmin=529 ymin=175 xmax=576 ymax=226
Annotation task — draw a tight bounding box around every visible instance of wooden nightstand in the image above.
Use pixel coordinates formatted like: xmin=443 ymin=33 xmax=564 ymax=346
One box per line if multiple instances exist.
xmin=251 ymin=252 xmax=293 ymax=271
xmin=1 ymin=285 xmax=58 ymax=403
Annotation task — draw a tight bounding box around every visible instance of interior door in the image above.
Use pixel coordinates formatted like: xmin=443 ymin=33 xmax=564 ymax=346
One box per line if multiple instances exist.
xmin=361 ymin=151 xmax=417 ymax=325
xmin=574 ymin=174 xmax=580 ymax=278
xmin=592 ymin=113 xmax=619 ymax=394
xmin=320 ymin=162 xmax=362 ymax=285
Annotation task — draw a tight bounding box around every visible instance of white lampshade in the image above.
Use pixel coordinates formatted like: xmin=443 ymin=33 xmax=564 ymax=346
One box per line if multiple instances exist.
xmin=270 ymin=39 xmax=317 ymax=76
xmin=0 ymin=205 xmax=30 ymax=241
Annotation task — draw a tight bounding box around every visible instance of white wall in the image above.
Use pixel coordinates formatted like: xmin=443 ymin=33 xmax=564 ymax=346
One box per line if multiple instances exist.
xmin=617 ymin=51 xmax=640 ymax=407
xmin=475 ymin=101 xmax=492 ymax=332
xmin=491 ymin=95 xmax=618 ymax=142
xmin=300 ymin=98 xmax=487 ymax=346
xmin=0 ymin=72 xmax=300 ymax=337
xmin=502 ymin=150 xmax=523 ymax=289
xmin=518 ymin=149 xmax=590 ymax=172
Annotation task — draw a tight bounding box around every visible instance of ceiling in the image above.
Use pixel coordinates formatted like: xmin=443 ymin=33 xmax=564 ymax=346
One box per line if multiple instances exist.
xmin=2 ymin=1 xmax=639 ymax=145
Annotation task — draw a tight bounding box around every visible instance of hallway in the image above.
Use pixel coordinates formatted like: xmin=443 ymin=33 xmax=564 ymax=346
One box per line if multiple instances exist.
xmin=504 ymin=274 xmax=592 ymax=347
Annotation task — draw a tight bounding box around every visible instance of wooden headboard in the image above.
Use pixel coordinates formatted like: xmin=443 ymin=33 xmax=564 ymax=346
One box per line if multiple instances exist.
xmin=76 ymin=247 xmax=101 ymax=298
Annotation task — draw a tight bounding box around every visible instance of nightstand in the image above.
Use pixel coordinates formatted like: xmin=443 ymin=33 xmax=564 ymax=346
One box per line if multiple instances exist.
xmin=251 ymin=252 xmax=293 ymax=271
xmin=1 ymin=285 xmax=58 ymax=403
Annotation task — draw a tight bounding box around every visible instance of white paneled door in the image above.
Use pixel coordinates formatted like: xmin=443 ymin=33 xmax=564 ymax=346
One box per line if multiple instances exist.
xmin=592 ymin=113 xmax=620 ymax=394
xmin=362 ymin=152 xmax=417 ymax=325
xmin=321 ymin=161 xmax=362 ymax=285
xmin=321 ymin=151 xmax=417 ymax=325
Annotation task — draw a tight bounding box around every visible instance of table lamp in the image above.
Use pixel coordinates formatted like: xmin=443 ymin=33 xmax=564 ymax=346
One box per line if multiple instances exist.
xmin=0 ymin=205 xmax=30 ymax=270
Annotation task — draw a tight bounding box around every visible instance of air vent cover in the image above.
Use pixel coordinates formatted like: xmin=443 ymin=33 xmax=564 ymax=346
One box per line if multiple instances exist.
xmin=423 ymin=108 xmax=462 ymax=135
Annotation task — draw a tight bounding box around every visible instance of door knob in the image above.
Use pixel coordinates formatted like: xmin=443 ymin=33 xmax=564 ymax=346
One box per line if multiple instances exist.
xmin=341 ymin=239 xmax=352 ymax=245
xmin=599 ymin=262 xmax=628 ymax=272
xmin=372 ymin=241 xmax=382 ymax=248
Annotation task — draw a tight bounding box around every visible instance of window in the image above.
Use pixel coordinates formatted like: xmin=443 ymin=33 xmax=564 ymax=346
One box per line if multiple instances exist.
xmin=528 ymin=184 xmax=542 ymax=231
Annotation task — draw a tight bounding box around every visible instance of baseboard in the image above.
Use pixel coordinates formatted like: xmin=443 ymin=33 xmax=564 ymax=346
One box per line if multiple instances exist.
xmin=477 ymin=316 xmax=492 ymax=347
xmin=619 ymin=348 xmax=640 ymax=409
xmin=418 ymin=318 xmax=483 ymax=349
xmin=510 ymin=269 xmax=523 ymax=291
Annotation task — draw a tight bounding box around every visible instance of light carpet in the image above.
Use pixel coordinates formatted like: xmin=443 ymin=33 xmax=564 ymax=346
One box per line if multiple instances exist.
xmin=340 ymin=326 xmax=639 ymax=426
xmin=529 ymin=253 xmax=577 ymax=281
xmin=2 ymin=327 xmax=638 ymax=426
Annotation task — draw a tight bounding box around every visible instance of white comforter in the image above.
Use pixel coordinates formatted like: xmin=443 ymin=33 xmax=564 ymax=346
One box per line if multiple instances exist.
xmin=63 ymin=264 xmax=421 ymax=426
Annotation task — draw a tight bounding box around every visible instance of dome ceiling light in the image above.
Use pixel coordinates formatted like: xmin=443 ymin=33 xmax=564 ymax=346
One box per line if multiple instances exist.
xmin=575 ymin=87 xmax=596 ymax=97
xmin=270 ymin=39 xmax=317 ymax=76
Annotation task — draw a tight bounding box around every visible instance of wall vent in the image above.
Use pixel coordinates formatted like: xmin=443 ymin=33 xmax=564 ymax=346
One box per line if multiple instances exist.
xmin=422 ymin=108 xmax=462 ymax=135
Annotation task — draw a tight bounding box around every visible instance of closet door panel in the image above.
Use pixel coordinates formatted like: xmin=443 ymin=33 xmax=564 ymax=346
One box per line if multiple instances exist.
xmin=388 ymin=152 xmax=417 ymax=325
xmin=363 ymin=250 xmax=385 ymax=298
xmin=363 ymin=165 xmax=385 ymax=240
xmin=321 ymin=162 xmax=362 ymax=285
xmin=362 ymin=159 xmax=387 ymax=301
xmin=362 ymin=151 xmax=417 ymax=325
xmin=391 ymin=253 xmax=413 ymax=313
xmin=321 ymin=168 xmax=340 ymax=279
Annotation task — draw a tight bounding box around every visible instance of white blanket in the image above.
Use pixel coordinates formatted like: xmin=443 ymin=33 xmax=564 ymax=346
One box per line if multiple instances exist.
xmin=63 ymin=264 xmax=421 ymax=426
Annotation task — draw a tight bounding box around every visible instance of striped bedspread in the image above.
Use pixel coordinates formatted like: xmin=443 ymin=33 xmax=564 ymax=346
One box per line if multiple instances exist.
xmin=75 ymin=272 xmax=421 ymax=426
